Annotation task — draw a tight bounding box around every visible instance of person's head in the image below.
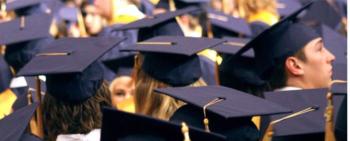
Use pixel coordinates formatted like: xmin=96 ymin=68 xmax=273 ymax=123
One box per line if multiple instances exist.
xmin=134 ymin=54 xmax=206 ymax=120
xmin=43 ymin=81 xmax=111 ymax=141
xmin=268 ymin=37 xmax=335 ymax=90
xmin=82 ymin=4 xmax=106 ymax=36
xmin=109 ymin=75 xmax=135 ymax=113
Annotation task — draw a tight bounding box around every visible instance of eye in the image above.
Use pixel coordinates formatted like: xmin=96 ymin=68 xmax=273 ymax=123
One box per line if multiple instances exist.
xmin=114 ymin=91 xmax=126 ymax=97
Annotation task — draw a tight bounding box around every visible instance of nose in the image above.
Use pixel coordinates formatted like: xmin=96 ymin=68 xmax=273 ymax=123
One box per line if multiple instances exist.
xmin=324 ymin=48 xmax=335 ymax=63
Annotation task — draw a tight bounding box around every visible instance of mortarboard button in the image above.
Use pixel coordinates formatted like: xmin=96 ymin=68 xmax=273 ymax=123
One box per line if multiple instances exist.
xmin=121 ymin=36 xmax=225 ymax=86
xmin=100 ymin=107 xmax=226 ymax=141
xmin=0 ymin=103 xmax=39 ymax=141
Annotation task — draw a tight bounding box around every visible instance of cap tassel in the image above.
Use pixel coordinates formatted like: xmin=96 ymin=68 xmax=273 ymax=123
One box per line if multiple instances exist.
xmin=137 ymin=42 xmax=176 ymax=45
xmin=223 ymin=41 xmax=245 ymax=47
xmin=0 ymin=0 xmax=6 ymax=14
xmin=181 ymin=122 xmax=191 ymax=141
xmin=203 ymin=97 xmax=225 ymax=132
xmin=261 ymin=106 xmax=319 ymax=141
xmin=20 ymin=16 xmax=25 ymax=30
xmin=325 ymin=80 xmax=346 ymax=141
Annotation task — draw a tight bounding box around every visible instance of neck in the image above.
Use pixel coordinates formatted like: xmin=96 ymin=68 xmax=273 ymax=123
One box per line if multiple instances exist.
xmin=286 ymin=77 xmax=316 ymax=89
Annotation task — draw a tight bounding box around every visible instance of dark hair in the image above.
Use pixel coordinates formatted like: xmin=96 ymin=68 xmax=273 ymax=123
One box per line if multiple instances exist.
xmin=266 ymin=48 xmax=307 ymax=91
xmin=43 ymin=81 xmax=111 ymax=141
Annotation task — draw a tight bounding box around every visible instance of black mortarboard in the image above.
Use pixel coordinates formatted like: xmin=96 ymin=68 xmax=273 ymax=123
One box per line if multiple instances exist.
xmin=103 ymin=54 xmax=135 ymax=77
xmin=57 ymin=7 xmax=79 ymax=22
xmin=0 ymin=13 xmax=53 ymax=46
xmin=207 ymin=8 xmax=252 ymax=37
xmin=317 ymin=24 xmax=347 ymax=64
xmin=301 ymin=0 xmax=342 ymax=29
xmin=330 ymin=81 xmax=347 ymax=95
xmin=20 ymin=133 xmax=42 ymax=141
xmin=121 ymin=36 xmax=224 ymax=86
xmin=155 ymin=86 xmax=291 ymax=119
xmin=0 ymin=55 xmax=12 ymax=93
xmin=101 ymin=107 xmax=226 ymax=141
xmin=236 ymin=2 xmax=319 ymax=80
xmin=333 ymin=63 xmax=347 ymax=80
xmin=262 ymin=88 xmax=345 ymax=138
xmin=5 ymin=0 xmax=41 ymax=12
xmin=213 ymin=37 xmax=253 ymax=57
xmin=17 ymin=37 xmax=125 ymax=102
xmin=0 ymin=103 xmax=39 ymax=141
xmin=155 ymin=86 xmax=291 ymax=141
xmin=277 ymin=0 xmax=302 ymax=17
xmin=156 ymin=0 xmax=209 ymax=10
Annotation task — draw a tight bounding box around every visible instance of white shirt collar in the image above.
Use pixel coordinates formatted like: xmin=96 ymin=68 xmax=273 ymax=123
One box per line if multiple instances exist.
xmin=275 ymin=86 xmax=303 ymax=91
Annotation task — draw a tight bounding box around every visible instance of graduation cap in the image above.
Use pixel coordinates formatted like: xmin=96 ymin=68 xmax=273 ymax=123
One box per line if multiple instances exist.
xmin=262 ymin=88 xmax=345 ymax=138
xmin=102 ymin=54 xmax=135 ymax=77
xmin=0 ymin=13 xmax=53 ymax=45
xmin=301 ymin=0 xmax=342 ymax=29
xmin=236 ymin=2 xmax=319 ymax=80
xmin=330 ymin=80 xmax=347 ymax=95
xmin=316 ymin=24 xmax=347 ymax=64
xmin=277 ymin=0 xmax=302 ymax=17
xmin=155 ymin=86 xmax=291 ymax=140
xmin=57 ymin=7 xmax=79 ymax=22
xmin=0 ymin=103 xmax=39 ymax=141
xmin=4 ymin=0 xmax=41 ymax=12
xmin=0 ymin=55 xmax=12 ymax=93
xmin=213 ymin=37 xmax=253 ymax=57
xmin=333 ymin=63 xmax=347 ymax=80
xmin=155 ymin=0 xmax=209 ymax=10
xmin=206 ymin=8 xmax=252 ymax=37
xmin=16 ymin=37 xmax=126 ymax=102
xmin=121 ymin=36 xmax=224 ymax=86
xmin=101 ymin=107 xmax=226 ymax=141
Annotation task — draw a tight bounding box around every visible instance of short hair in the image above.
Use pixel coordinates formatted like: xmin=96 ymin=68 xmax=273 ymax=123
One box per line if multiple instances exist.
xmin=266 ymin=48 xmax=307 ymax=91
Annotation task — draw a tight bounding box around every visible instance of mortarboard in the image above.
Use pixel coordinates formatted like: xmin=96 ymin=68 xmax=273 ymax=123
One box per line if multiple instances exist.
xmin=301 ymin=0 xmax=342 ymax=29
xmin=0 ymin=13 xmax=53 ymax=46
xmin=121 ymin=36 xmax=224 ymax=86
xmin=57 ymin=7 xmax=79 ymax=23
xmin=103 ymin=54 xmax=135 ymax=77
xmin=0 ymin=55 xmax=12 ymax=93
xmin=20 ymin=133 xmax=42 ymax=141
xmin=5 ymin=0 xmax=41 ymax=12
xmin=333 ymin=63 xmax=347 ymax=80
xmin=0 ymin=103 xmax=39 ymax=141
xmin=330 ymin=81 xmax=347 ymax=95
xmin=16 ymin=37 xmax=125 ymax=102
xmin=206 ymin=8 xmax=252 ymax=37
xmin=277 ymin=0 xmax=302 ymax=17
xmin=101 ymin=107 xmax=226 ymax=141
xmin=213 ymin=37 xmax=253 ymax=57
xmin=155 ymin=86 xmax=291 ymax=141
xmin=236 ymin=2 xmax=319 ymax=80
xmin=262 ymin=88 xmax=345 ymax=138
xmin=316 ymin=24 xmax=347 ymax=64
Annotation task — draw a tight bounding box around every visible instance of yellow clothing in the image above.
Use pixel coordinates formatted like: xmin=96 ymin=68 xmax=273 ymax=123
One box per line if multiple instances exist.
xmin=110 ymin=0 xmax=145 ymax=25
xmin=197 ymin=49 xmax=223 ymax=65
xmin=0 ymin=89 xmax=17 ymax=119
xmin=247 ymin=11 xmax=279 ymax=26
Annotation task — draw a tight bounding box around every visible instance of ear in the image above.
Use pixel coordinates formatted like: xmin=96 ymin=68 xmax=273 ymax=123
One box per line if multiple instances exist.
xmin=285 ymin=57 xmax=304 ymax=76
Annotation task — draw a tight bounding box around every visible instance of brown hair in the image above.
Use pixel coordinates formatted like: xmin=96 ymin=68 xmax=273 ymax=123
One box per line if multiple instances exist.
xmin=234 ymin=0 xmax=278 ymax=20
xmin=43 ymin=81 xmax=111 ymax=141
xmin=134 ymin=54 xmax=206 ymax=120
xmin=267 ymin=48 xmax=307 ymax=90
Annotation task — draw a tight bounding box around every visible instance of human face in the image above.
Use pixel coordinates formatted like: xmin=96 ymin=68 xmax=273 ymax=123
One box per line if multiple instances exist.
xmin=84 ymin=5 xmax=104 ymax=35
xmin=110 ymin=76 xmax=135 ymax=112
xmin=299 ymin=37 xmax=335 ymax=88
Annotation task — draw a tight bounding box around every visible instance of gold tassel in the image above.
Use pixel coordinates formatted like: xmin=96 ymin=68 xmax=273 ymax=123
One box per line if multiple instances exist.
xmin=203 ymin=97 xmax=225 ymax=132
xmin=182 ymin=122 xmax=191 ymax=141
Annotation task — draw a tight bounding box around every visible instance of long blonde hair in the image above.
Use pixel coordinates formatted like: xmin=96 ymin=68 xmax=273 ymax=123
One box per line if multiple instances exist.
xmin=234 ymin=0 xmax=278 ymax=20
xmin=134 ymin=54 xmax=206 ymax=120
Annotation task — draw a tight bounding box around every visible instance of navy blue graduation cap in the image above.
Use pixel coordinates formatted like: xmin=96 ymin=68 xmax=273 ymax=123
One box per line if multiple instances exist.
xmin=262 ymin=88 xmax=345 ymax=138
xmin=16 ymin=37 xmax=126 ymax=102
xmin=102 ymin=54 xmax=135 ymax=77
xmin=121 ymin=36 xmax=224 ymax=86
xmin=57 ymin=7 xmax=79 ymax=22
xmin=277 ymin=0 xmax=302 ymax=17
xmin=20 ymin=133 xmax=42 ymax=141
xmin=0 ymin=103 xmax=39 ymax=141
xmin=301 ymin=0 xmax=342 ymax=29
xmin=207 ymin=8 xmax=252 ymax=37
xmin=5 ymin=0 xmax=41 ymax=12
xmin=0 ymin=55 xmax=12 ymax=93
xmin=156 ymin=0 xmax=209 ymax=10
xmin=317 ymin=24 xmax=347 ymax=64
xmin=236 ymin=2 xmax=319 ymax=80
xmin=333 ymin=63 xmax=347 ymax=80
xmin=101 ymin=107 xmax=226 ymax=141
xmin=0 ymin=13 xmax=53 ymax=46
xmin=213 ymin=37 xmax=253 ymax=57
xmin=155 ymin=86 xmax=291 ymax=141
xmin=330 ymin=81 xmax=347 ymax=95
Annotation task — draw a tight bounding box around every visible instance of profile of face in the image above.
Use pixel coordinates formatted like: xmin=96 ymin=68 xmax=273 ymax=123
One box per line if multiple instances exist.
xmin=109 ymin=76 xmax=135 ymax=113
xmin=287 ymin=37 xmax=336 ymax=88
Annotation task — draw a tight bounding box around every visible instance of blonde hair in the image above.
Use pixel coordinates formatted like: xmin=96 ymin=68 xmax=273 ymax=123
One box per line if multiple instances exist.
xmin=134 ymin=54 xmax=207 ymax=120
xmin=234 ymin=0 xmax=278 ymax=20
